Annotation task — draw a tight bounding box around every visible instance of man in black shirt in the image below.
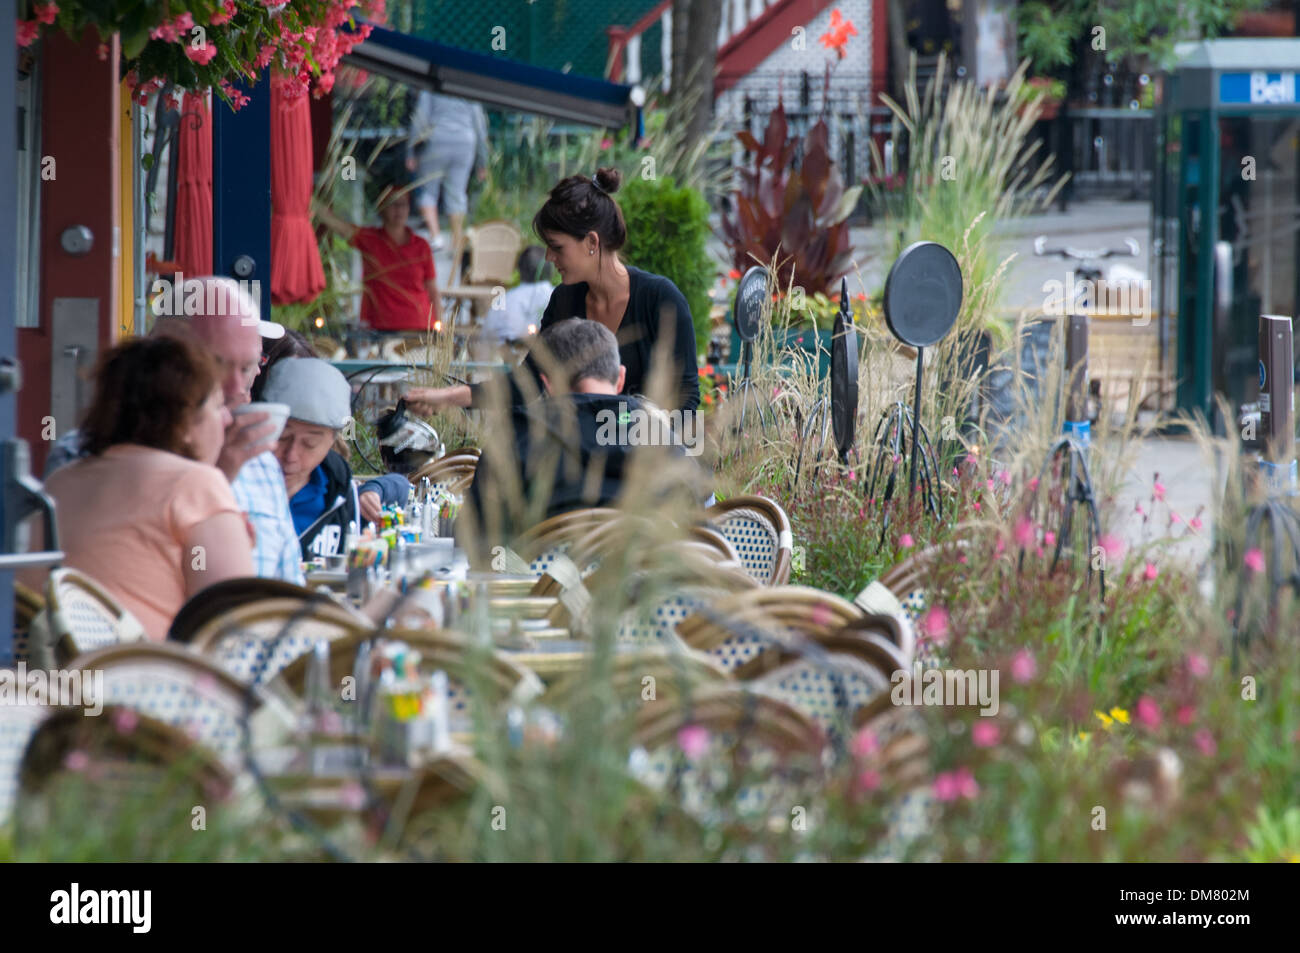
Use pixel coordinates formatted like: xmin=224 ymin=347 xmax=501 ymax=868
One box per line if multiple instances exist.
xmin=460 ymin=319 xmax=708 ymax=551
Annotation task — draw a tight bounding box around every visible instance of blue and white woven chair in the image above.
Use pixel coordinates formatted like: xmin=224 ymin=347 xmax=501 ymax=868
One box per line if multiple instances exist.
xmin=512 ymin=507 xmax=620 ymax=578
xmin=0 ymin=704 xmax=50 ymax=828
xmin=705 ymin=495 xmax=793 ymax=586
xmin=676 ymin=586 xmax=866 ymax=673
xmin=66 ymin=643 xmax=260 ymax=771
xmin=189 ymin=597 xmax=373 ymax=687
xmin=45 ymin=569 xmax=146 ymax=666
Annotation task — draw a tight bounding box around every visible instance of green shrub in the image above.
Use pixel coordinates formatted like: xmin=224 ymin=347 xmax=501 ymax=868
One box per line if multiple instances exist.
xmin=619 ymin=176 xmax=714 ymax=357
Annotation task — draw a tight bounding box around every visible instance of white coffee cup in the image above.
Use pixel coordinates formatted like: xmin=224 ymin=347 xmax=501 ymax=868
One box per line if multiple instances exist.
xmin=233 ymin=401 xmax=291 ymax=444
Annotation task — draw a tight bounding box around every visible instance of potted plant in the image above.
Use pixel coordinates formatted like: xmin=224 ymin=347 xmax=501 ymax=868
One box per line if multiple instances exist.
xmin=1018 ymin=76 xmax=1067 ymax=120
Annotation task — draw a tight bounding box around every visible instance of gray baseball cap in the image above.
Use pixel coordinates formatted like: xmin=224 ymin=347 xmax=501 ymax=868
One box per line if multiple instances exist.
xmin=260 ymin=357 xmax=352 ymax=430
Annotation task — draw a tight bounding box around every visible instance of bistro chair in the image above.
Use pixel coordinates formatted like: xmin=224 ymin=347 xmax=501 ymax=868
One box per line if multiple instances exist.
xmin=542 ymin=646 xmax=730 ymax=717
xmin=676 ymin=586 xmax=866 ymax=672
xmin=170 ymin=577 xmax=367 ymax=644
xmin=510 ymin=507 xmax=620 ymax=577
xmin=11 ymin=583 xmax=46 ymax=667
xmin=744 ymin=653 xmax=895 ymax=739
xmin=0 ymin=703 xmax=50 ymax=827
xmin=45 ymin=568 xmax=147 ymax=665
xmin=704 ymin=495 xmax=794 ymax=586
xmin=441 ymin=220 xmax=523 ymax=323
xmin=188 ymin=597 xmax=375 ymax=687
xmin=15 ymin=705 xmax=235 ymax=836
xmin=410 ymin=454 xmax=478 ymax=496
xmin=66 ymin=642 xmax=265 ymax=771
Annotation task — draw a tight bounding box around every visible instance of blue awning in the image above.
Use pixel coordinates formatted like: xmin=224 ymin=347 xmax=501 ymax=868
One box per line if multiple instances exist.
xmin=343 ymin=23 xmax=638 ymax=128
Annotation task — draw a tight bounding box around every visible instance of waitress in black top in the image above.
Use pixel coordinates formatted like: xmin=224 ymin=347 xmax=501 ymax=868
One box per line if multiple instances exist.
xmin=405 ymin=167 xmax=700 ymax=413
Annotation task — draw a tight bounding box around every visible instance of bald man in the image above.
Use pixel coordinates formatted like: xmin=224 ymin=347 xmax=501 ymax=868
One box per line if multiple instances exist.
xmin=45 ymin=276 xmax=306 ymax=585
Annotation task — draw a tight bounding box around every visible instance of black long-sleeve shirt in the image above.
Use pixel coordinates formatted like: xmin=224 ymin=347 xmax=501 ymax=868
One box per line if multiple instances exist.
xmin=470 ymin=265 xmax=700 ymax=413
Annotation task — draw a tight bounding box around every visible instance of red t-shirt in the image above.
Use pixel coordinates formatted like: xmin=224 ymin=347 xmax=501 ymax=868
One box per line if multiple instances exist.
xmin=351 ymin=226 xmax=438 ymax=331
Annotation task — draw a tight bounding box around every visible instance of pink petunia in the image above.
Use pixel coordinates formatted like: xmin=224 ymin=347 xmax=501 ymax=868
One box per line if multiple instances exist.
xmin=1135 ymin=696 xmax=1161 ymax=729
xmin=677 ymin=724 xmax=710 ymax=760
xmin=1010 ymin=649 xmax=1036 ymax=684
xmin=899 ymin=533 xmax=914 ymax=548
xmin=851 ymin=727 xmax=879 ymax=759
xmin=1193 ymin=729 xmax=1216 ymax=757
xmin=1244 ymin=548 xmax=1265 ymax=573
xmin=971 ymin=721 xmax=1000 ymax=748
xmin=1143 ymin=562 xmax=1159 ymax=581
xmin=918 ymin=607 xmax=949 ymax=644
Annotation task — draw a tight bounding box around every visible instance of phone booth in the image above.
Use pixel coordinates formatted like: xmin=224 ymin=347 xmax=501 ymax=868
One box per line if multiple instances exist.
xmin=1152 ymin=39 xmax=1300 ymax=430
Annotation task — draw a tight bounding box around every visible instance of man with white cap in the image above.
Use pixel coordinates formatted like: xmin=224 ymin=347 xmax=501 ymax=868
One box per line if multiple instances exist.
xmin=260 ymin=357 xmax=410 ymax=558
xmin=44 ymin=275 xmax=306 ymax=585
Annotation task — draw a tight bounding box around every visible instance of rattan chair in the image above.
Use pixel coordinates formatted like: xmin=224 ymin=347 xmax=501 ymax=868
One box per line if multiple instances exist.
xmin=188 ymin=597 xmax=375 ymax=687
xmin=745 ymin=653 xmax=895 ymax=736
xmin=629 ymin=683 xmax=825 ymax=758
xmin=510 ymin=507 xmax=620 ymax=576
xmin=15 ymin=705 xmax=235 ymax=833
xmin=45 ymin=568 xmax=147 ymax=665
xmin=66 ymin=642 xmax=262 ymax=770
xmin=0 ymin=703 xmax=50 ymax=826
xmin=705 ymin=495 xmax=794 ymax=586
xmin=543 ymin=646 xmax=729 ymax=714
xmin=675 ymin=586 xmax=866 ymax=672
xmin=170 ymin=577 xmax=366 ymax=644
xmin=410 ymin=454 xmax=478 ymax=495
xmin=11 ymin=583 xmax=45 ymax=666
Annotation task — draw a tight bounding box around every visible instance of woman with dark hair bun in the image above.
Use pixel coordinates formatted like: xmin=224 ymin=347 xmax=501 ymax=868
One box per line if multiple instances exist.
xmin=406 ymin=167 xmax=700 ymax=413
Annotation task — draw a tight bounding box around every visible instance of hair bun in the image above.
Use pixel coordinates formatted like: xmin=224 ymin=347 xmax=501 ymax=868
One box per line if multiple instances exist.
xmin=593 ymin=167 xmax=622 ymax=195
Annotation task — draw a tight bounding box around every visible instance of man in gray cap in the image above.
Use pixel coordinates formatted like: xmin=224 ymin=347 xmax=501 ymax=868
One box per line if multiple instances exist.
xmin=260 ymin=357 xmax=410 ymax=558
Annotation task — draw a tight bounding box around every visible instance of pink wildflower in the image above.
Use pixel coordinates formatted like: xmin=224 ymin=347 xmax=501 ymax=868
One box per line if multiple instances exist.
xmin=1244 ymin=548 xmax=1265 ymax=573
xmin=1143 ymin=562 xmax=1159 ymax=581
xmin=63 ymin=750 xmax=89 ymax=773
xmin=851 ymin=727 xmax=879 ymax=759
xmin=1014 ymin=518 xmax=1034 ymax=547
xmin=1010 ymin=649 xmax=1036 ymax=683
xmin=918 ymin=607 xmax=949 ymax=644
xmin=677 ymin=724 xmax=710 ymax=760
xmin=111 ymin=707 xmax=139 ymax=736
xmin=971 ymin=721 xmax=1000 ymax=748
xmin=1135 ymin=696 xmax=1161 ymax=729
xmin=1187 ymin=653 xmax=1209 ymax=679
xmin=16 ymin=20 xmax=40 ymax=47
xmin=1190 ymin=516 xmax=1203 ymax=531
xmin=34 ymin=3 xmax=58 ymax=26
xmin=1176 ymin=705 xmax=1195 ymax=726
xmin=899 ymin=533 xmax=914 ymax=548
xmin=856 ymin=769 xmax=881 ymax=792
xmin=1044 ymin=530 xmax=1057 ymax=547
xmin=1154 ymin=481 xmax=1166 ymax=501
xmin=1193 ymin=729 xmax=1216 ymax=757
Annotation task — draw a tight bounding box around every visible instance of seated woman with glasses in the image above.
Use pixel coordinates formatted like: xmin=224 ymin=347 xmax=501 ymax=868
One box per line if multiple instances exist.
xmin=42 ymin=335 xmax=255 ymax=640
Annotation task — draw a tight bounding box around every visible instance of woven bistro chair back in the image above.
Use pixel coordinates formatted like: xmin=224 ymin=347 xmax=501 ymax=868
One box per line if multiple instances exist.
xmin=510 ymin=507 xmax=621 ymax=577
xmin=11 ymin=583 xmax=46 ymax=667
xmin=0 ymin=704 xmax=50 ymax=827
xmin=66 ymin=643 xmax=258 ymax=769
xmin=46 ymin=569 xmax=147 ymax=665
xmin=15 ymin=705 xmax=235 ymax=833
xmin=464 ymin=220 xmax=524 ymax=286
xmin=676 ymin=586 xmax=866 ymax=673
xmin=629 ymin=683 xmax=825 ymax=758
xmin=170 ymin=577 xmax=365 ymax=644
xmin=745 ymin=653 xmax=896 ymax=739
xmin=705 ymin=495 xmax=793 ymax=586
xmin=543 ymin=647 xmax=729 ymax=715
xmin=410 ymin=455 xmax=478 ymax=495
xmin=188 ymin=598 xmax=375 ymax=687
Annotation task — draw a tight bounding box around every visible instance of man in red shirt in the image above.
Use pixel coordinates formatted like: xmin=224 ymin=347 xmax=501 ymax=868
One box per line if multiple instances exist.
xmin=316 ymin=185 xmax=439 ymax=332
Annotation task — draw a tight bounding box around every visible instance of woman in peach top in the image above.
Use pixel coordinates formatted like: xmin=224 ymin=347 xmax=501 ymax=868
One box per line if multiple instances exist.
xmin=44 ymin=335 xmax=254 ymax=640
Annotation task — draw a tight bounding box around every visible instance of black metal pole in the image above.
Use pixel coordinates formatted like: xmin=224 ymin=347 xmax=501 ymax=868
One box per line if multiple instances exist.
xmin=910 ymin=346 xmax=924 ymax=499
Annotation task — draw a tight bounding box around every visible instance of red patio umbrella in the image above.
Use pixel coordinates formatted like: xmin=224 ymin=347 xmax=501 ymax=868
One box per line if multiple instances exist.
xmin=270 ymin=75 xmax=326 ymax=304
xmin=172 ymin=91 xmax=212 ymax=278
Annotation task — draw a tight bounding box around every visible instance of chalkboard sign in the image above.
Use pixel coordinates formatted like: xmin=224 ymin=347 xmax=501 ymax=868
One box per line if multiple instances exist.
xmin=883 ymin=242 xmax=963 ymax=348
xmin=831 ymin=278 xmax=858 ymax=458
xmin=733 ymin=265 xmax=769 ymax=343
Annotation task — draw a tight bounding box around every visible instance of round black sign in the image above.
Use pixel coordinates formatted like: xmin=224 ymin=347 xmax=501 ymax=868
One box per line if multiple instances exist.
xmin=883 ymin=241 xmax=963 ymax=348
xmin=733 ymin=265 xmax=769 ymax=343
xmin=831 ymin=292 xmax=859 ymax=458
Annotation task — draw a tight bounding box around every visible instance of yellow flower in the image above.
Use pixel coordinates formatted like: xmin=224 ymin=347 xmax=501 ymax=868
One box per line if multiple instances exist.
xmin=1095 ymin=710 xmax=1113 ymax=729
xmin=1077 ymin=731 xmax=1091 ymax=742
xmin=1110 ymin=707 xmax=1130 ymax=725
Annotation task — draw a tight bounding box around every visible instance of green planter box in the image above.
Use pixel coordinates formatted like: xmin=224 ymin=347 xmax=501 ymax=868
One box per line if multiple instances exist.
xmin=727 ymin=326 xmax=834 ymax=379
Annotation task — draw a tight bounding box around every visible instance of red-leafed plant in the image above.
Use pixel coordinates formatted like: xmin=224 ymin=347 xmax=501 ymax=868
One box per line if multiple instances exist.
xmin=720 ymin=99 xmax=862 ymax=296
